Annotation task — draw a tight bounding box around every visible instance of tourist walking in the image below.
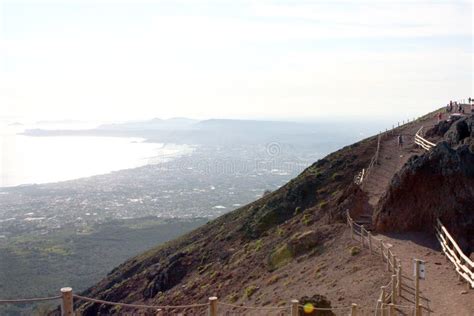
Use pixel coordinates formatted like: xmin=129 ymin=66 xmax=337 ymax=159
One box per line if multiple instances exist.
xmin=438 ymin=112 xmax=443 ymax=122
xmin=398 ymin=134 xmax=403 ymax=149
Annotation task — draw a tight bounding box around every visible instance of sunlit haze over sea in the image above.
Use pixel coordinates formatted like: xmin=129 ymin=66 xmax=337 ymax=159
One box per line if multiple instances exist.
xmin=0 ymin=120 xmax=193 ymax=187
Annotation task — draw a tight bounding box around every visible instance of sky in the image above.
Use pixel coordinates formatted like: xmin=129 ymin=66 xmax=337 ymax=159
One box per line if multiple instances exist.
xmin=0 ymin=0 xmax=472 ymax=122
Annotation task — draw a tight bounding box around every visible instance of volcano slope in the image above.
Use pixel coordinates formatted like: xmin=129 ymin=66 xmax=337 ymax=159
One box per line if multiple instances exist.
xmin=70 ymin=132 xmax=395 ymax=315
xmin=71 ymin=109 xmax=474 ymax=315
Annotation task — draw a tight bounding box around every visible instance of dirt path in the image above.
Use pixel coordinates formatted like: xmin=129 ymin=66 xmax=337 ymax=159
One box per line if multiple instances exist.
xmin=362 ymin=111 xmax=443 ymax=209
xmin=376 ymin=232 xmax=474 ymax=315
xmin=354 ymin=105 xmax=474 ymax=315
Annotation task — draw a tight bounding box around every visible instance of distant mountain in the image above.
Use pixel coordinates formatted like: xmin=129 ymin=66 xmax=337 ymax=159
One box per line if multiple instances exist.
xmin=22 ymin=117 xmax=389 ymax=148
xmin=97 ymin=117 xmax=199 ymax=131
xmin=35 ymin=119 xmax=87 ymax=125
xmin=8 ymin=122 xmax=23 ymax=127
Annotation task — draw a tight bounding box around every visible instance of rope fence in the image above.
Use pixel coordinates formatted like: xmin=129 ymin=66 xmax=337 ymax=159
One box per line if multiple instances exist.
xmin=0 ymin=284 xmax=426 ymax=316
xmin=0 ymin=295 xmax=61 ymax=304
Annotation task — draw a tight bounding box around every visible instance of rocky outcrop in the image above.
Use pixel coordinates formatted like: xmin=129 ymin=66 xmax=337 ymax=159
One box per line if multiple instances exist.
xmin=299 ymin=294 xmax=334 ymax=315
xmin=426 ymin=114 xmax=474 ymax=148
xmin=374 ymin=142 xmax=474 ymax=253
xmin=142 ymin=252 xmax=191 ymax=299
xmin=335 ymin=184 xmax=371 ymax=220
xmin=268 ymin=226 xmax=334 ymax=270
xmin=444 ymin=116 xmax=473 ymax=146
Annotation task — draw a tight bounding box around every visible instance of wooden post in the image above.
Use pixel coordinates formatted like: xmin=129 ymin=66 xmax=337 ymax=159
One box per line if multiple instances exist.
xmin=397 ymin=264 xmax=402 ymax=296
xmin=387 ymin=249 xmax=391 ymax=271
xmin=351 ymin=303 xmax=358 ymax=316
xmin=391 ymin=275 xmax=397 ymax=304
xmin=360 ymin=225 xmax=365 ymax=247
xmin=368 ymin=231 xmax=373 ymax=253
xmin=392 ymin=255 xmax=396 ymax=273
xmin=60 ymin=287 xmax=74 ymax=316
xmin=381 ymin=303 xmax=388 ymax=316
xmin=291 ymin=299 xmax=299 ymax=316
xmin=350 ymin=221 xmax=354 ymax=240
xmin=377 ymin=299 xmax=382 ymax=316
xmin=381 ymin=242 xmax=385 ymax=262
xmin=388 ymin=303 xmax=395 ymax=316
xmin=381 ymin=286 xmax=386 ymax=303
xmin=415 ymin=259 xmax=420 ymax=314
xmin=209 ymin=297 xmax=218 ymax=316
xmin=417 ymin=304 xmax=423 ymax=316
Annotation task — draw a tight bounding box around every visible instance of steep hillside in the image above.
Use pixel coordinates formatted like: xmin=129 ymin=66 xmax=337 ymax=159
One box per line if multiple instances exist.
xmin=73 ymin=134 xmax=380 ymax=314
xmin=66 ymin=109 xmax=474 ymax=315
xmin=375 ymin=115 xmax=474 ymax=252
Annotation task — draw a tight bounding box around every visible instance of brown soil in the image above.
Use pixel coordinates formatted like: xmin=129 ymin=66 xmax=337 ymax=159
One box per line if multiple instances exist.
xmin=376 ymin=232 xmax=474 ymax=315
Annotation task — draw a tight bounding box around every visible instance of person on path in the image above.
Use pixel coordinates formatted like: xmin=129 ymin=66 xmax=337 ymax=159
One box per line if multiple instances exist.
xmin=438 ymin=112 xmax=443 ymax=122
xmin=398 ymin=134 xmax=403 ymax=149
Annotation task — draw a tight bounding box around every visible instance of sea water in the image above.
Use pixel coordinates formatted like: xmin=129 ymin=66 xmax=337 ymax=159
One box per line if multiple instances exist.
xmin=0 ymin=123 xmax=192 ymax=187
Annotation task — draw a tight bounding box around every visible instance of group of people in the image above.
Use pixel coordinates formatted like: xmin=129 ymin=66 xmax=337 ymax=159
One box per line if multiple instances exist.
xmin=398 ymin=98 xmax=473 ymax=149
xmin=446 ymin=100 xmax=465 ymax=113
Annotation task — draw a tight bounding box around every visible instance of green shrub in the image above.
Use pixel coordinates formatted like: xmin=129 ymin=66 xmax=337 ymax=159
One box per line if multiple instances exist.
xmin=266 ymin=274 xmax=281 ymax=285
xmin=244 ymin=285 xmax=258 ymax=299
xmin=254 ymin=239 xmax=263 ymax=252
xmin=350 ymin=246 xmax=361 ymax=256
xmin=318 ymin=201 xmax=328 ymax=209
xmin=268 ymin=244 xmax=293 ymax=270
xmin=294 ymin=207 xmax=302 ymax=215
xmin=302 ymin=213 xmax=312 ymax=226
xmin=228 ymin=293 xmax=239 ymax=303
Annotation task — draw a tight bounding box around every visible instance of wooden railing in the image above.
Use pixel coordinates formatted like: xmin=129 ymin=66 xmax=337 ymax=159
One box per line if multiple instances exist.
xmin=355 ymin=134 xmax=381 ymax=186
xmin=346 ymin=211 xmax=421 ymax=316
xmin=346 ymin=211 xmax=422 ymax=316
xmin=354 ymin=168 xmax=365 ymax=185
xmin=414 ymin=126 xmax=436 ymax=151
xmin=435 ymin=219 xmax=474 ymax=289
xmin=355 ymin=113 xmax=423 ymax=186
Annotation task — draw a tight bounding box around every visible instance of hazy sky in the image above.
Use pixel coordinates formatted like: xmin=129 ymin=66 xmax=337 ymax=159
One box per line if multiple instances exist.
xmin=0 ymin=0 xmax=472 ymax=121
